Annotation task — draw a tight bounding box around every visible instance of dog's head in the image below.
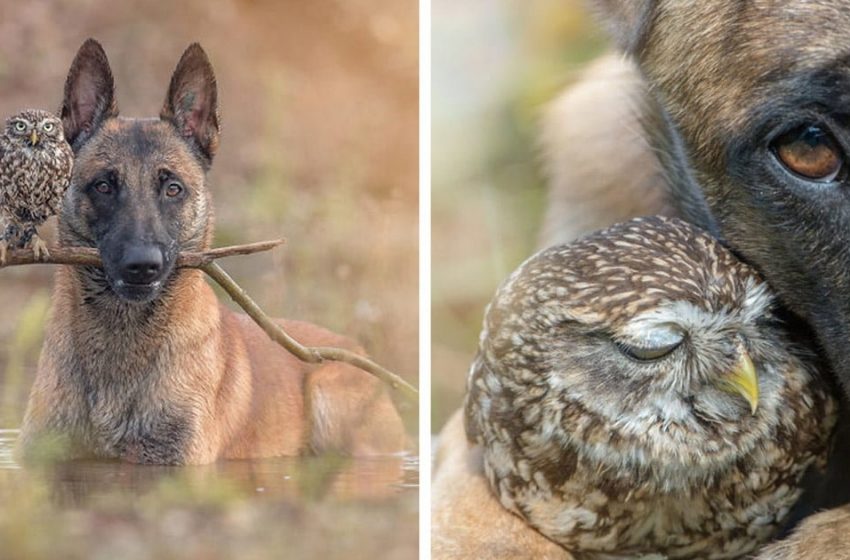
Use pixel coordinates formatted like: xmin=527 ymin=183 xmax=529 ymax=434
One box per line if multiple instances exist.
xmin=596 ymin=1 xmax=850 ymax=396
xmin=58 ymin=39 xmax=220 ymax=303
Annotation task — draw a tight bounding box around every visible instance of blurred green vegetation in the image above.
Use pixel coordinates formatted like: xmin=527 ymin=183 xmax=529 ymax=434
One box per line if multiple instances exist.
xmin=1 ymin=291 xmax=48 ymax=426
xmin=432 ymin=0 xmax=608 ymax=429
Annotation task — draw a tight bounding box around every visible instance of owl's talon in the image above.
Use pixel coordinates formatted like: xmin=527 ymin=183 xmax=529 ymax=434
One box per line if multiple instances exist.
xmin=31 ymin=235 xmax=49 ymax=262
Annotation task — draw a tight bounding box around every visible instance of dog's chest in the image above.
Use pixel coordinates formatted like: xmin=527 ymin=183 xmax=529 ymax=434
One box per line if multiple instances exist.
xmin=70 ymin=342 xmax=194 ymax=464
xmin=82 ymin=382 xmax=192 ymax=464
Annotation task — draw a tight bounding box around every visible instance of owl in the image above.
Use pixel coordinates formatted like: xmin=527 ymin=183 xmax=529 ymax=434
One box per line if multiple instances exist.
xmin=465 ymin=216 xmax=836 ymax=559
xmin=0 ymin=109 xmax=73 ymax=264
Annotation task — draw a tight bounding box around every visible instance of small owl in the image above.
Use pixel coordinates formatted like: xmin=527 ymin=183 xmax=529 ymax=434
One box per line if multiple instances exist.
xmin=465 ymin=216 xmax=836 ymax=559
xmin=0 ymin=109 xmax=73 ymax=264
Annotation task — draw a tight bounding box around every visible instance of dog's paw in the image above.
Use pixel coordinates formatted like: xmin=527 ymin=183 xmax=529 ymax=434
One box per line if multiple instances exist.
xmin=755 ymin=506 xmax=850 ymax=559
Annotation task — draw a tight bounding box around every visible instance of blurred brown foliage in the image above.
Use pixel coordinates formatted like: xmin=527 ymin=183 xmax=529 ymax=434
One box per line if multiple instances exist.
xmin=0 ymin=0 xmax=419 ymax=426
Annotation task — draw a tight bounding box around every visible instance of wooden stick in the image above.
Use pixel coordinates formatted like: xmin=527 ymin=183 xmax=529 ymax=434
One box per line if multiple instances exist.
xmin=0 ymin=241 xmax=419 ymax=403
xmin=202 ymin=262 xmax=418 ymax=402
xmin=0 ymin=239 xmax=286 ymax=269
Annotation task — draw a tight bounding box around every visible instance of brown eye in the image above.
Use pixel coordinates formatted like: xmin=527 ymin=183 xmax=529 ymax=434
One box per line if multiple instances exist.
xmin=94 ymin=181 xmax=112 ymax=195
xmin=165 ymin=183 xmax=183 ymax=198
xmin=773 ymin=125 xmax=843 ymax=182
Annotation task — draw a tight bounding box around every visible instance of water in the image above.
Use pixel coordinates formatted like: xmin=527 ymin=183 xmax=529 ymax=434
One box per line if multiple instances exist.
xmin=0 ymin=430 xmax=419 ymax=559
xmin=0 ymin=430 xmax=18 ymax=469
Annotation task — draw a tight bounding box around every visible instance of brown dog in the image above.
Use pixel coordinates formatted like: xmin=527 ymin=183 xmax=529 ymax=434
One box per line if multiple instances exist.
xmin=16 ymin=39 xmax=406 ymax=465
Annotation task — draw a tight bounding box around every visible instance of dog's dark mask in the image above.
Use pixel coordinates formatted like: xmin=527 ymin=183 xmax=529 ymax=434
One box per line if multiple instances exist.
xmin=56 ymin=39 xmax=219 ymax=304
xmin=84 ymin=162 xmax=184 ymax=303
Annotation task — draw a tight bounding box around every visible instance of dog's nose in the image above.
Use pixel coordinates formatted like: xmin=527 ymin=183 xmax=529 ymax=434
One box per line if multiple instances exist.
xmin=120 ymin=246 xmax=164 ymax=285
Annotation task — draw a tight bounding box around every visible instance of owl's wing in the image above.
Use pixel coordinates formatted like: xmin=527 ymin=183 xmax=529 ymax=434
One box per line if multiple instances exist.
xmin=463 ymin=353 xmax=493 ymax=444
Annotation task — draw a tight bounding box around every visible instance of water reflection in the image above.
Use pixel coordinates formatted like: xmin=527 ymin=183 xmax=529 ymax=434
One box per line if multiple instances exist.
xmin=0 ymin=429 xmax=418 ymax=507
xmin=0 ymin=430 xmax=418 ymax=559
xmin=0 ymin=430 xmax=18 ymax=469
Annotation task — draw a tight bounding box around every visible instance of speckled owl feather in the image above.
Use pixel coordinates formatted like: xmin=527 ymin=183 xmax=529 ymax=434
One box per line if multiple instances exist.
xmin=465 ymin=216 xmax=836 ymax=559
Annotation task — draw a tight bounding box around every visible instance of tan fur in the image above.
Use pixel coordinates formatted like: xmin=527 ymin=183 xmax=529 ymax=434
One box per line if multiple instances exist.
xmin=539 ymin=53 xmax=670 ymax=248
xmin=432 ymin=410 xmax=573 ymax=560
xmin=755 ymin=507 xmax=850 ymax=560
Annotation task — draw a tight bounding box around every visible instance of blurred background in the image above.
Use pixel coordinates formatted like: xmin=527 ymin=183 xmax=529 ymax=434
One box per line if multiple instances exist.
xmin=432 ymin=0 xmax=608 ymax=429
xmin=0 ymin=1 xmax=418 ymax=558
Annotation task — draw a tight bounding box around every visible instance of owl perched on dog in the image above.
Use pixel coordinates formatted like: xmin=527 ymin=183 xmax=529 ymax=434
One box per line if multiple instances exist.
xmin=0 ymin=109 xmax=73 ymax=264
xmin=465 ymin=216 xmax=836 ymax=559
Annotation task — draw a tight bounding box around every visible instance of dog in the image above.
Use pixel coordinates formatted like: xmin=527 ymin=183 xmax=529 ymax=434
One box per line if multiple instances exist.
xmin=436 ymin=1 xmax=850 ymax=557
xmin=15 ymin=39 xmax=406 ymax=465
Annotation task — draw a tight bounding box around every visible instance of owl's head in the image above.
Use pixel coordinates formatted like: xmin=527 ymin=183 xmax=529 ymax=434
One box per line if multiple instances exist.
xmin=466 ymin=216 xmax=824 ymax=490
xmin=4 ymin=109 xmax=65 ymax=149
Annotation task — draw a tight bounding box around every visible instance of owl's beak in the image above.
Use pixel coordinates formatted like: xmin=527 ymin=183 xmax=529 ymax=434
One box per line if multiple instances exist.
xmin=717 ymin=349 xmax=759 ymax=415
xmin=29 ymin=131 xmax=39 ymax=146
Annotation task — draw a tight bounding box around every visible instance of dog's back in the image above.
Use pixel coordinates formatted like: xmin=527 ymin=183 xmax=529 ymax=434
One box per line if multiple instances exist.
xmin=225 ymin=310 xmax=405 ymax=459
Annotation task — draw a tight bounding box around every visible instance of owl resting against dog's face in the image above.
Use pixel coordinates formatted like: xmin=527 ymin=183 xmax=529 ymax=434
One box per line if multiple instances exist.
xmin=0 ymin=109 xmax=73 ymax=264
xmin=465 ymin=216 xmax=836 ymax=559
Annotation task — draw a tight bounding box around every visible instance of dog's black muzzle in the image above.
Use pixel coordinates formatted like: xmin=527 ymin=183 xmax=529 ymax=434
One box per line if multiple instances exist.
xmin=101 ymin=242 xmax=176 ymax=303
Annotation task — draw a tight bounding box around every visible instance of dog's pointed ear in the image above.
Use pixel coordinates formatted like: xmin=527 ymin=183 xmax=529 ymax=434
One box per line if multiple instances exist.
xmin=160 ymin=43 xmax=220 ymax=167
xmin=60 ymin=38 xmax=118 ymax=150
xmin=593 ymin=0 xmax=657 ymax=56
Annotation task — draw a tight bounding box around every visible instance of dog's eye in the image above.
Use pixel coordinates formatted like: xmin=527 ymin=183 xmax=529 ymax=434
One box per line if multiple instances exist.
xmin=165 ymin=183 xmax=183 ymax=198
xmin=772 ymin=124 xmax=844 ymax=182
xmin=94 ymin=181 xmax=113 ymax=195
